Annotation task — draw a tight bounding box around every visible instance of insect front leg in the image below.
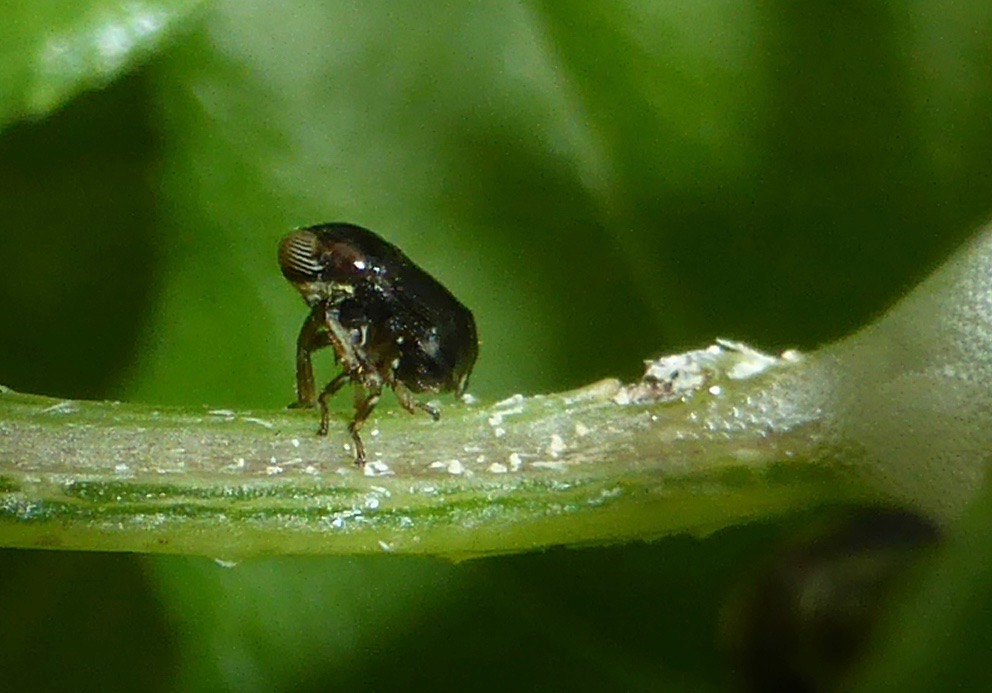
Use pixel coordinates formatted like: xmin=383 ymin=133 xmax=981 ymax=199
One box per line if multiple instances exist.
xmin=290 ymin=308 xmax=333 ymax=409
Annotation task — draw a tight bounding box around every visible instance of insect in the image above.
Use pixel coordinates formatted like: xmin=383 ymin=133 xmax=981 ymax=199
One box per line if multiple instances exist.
xmin=278 ymin=222 xmax=478 ymax=465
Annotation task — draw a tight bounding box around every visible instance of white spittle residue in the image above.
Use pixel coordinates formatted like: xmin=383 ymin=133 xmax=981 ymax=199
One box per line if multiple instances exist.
xmin=476 ymin=454 xmax=486 ymax=464
xmin=114 ymin=463 xmax=129 ymax=474
xmin=370 ymin=485 xmax=390 ymax=496
xmin=532 ymin=460 xmax=566 ymax=471
xmin=234 ymin=457 xmax=246 ymax=469
xmin=461 ymin=393 xmax=478 ymax=405
xmin=446 ymin=459 xmax=465 ymax=475
xmin=304 ymin=465 xmax=318 ymax=475
xmin=265 ymin=466 xmax=283 ymax=475
xmin=709 ymin=385 xmax=723 ymax=396
xmin=488 ymin=413 xmax=503 ymax=427
xmin=208 ymin=409 xmax=235 ymax=417
xmin=508 ymin=452 xmax=523 ymax=471
xmin=547 ymin=434 xmax=566 ymax=458
xmin=488 ymin=462 xmax=508 ymax=474
xmin=291 ymin=438 xmax=301 ymax=448
xmin=574 ymin=422 xmax=590 ymax=437
xmin=366 ymin=496 xmax=380 ymax=510
xmin=612 ymin=389 xmax=632 ymax=405
xmin=269 ymin=456 xmax=278 ymax=465
xmin=378 ymin=540 xmax=394 ymax=552
xmin=493 ymin=427 xmax=506 ymax=438
xmin=213 ymin=558 xmax=238 ymax=569
xmin=371 ymin=428 xmax=380 ymax=437
xmin=429 ymin=460 xmax=447 ymax=470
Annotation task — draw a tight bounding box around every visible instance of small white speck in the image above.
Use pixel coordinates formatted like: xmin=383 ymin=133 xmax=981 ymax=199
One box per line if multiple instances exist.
xmin=243 ymin=416 xmax=275 ymax=429
xmin=353 ymin=259 xmax=367 ymax=270
xmin=343 ymin=443 xmax=352 ymax=452
xmin=364 ymin=460 xmax=393 ymax=476
xmin=269 ymin=456 xmax=278 ymax=465
xmin=461 ymin=393 xmax=478 ymax=405
xmin=446 ymin=459 xmax=465 ymax=475
xmin=366 ymin=496 xmax=380 ymax=509
xmin=265 ymin=466 xmax=283 ymax=475
xmin=495 ymin=393 xmax=525 ymax=408
xmin=532 ymin=461 xmax=566 ymax=471
xmin=396 ymin=336 xmax=405 ymax=344
xmin=234 ymin=457 xmax=246 ymax=468
xmin=547 ymin=434 xmax=566 ymax=458
xmin=508 ymin=452 xmax=523 ymax=471
xmin=708 ymin=385 xmax=722 ymax=396
xmin=574 ymin=422 xmax=590 ymax=437
xmin=494 ymin=427 xmax=506 ymax=438
xmin=291 ymin=438 xmax=300 ymax=447
xmin=488 ymin=462 xmax=508 ymax=474
xmin=114 ymin=463 xmax=129 ymax=473
xmin=370 ymin=485 xmax=390 ymax=496
xmin=371 ymin=428 xmax=380 ymax=437
xmin=378 ymin=540 xmax=394 ymax=552
xmin=208 ymin=409 xmax=235 ymax=417
xmin=304 ymin=465 xmax=318 ymax=475
xmin=488 ymin=413 xmax=503 ymax=427
xmin=651 ymin=415 xmax=659 ymax=422
xmin=41 ymin=400 xmax=78 ymax=415
xmin=429 ymin=460 xmax=447 ymax=469
xmin=476 ymin=454 xmax=486 ymax=464
xmin=213 ymin=558 xmax=238 ymax=568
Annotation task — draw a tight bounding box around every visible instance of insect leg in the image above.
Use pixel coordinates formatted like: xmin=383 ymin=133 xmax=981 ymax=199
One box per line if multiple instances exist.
xmin=389 ymin=379 xmax=441 ymax=422
xmin=317 ymin=371 xmax=351 ymax=436
xmin=348 ymin=385 xmax=382 ymax=465
xmin=290 ymin=307 xmax=333 ymax=408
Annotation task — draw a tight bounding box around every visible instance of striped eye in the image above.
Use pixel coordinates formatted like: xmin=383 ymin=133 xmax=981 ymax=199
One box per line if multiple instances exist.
xmin=278 ymin=229 xmax=324 ymax=283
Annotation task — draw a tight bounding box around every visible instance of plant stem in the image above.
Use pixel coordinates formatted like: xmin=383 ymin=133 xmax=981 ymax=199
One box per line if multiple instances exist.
xmin=0 ymin=346 xmax=868 ymax=559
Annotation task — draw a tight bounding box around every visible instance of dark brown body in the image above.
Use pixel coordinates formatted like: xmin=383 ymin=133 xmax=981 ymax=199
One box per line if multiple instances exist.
xmin=278 ymin=222 xmax=478 ymax=463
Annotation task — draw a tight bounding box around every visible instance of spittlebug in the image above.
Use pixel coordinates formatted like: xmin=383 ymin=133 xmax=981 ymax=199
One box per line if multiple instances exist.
xmin=278 ymin=222 xmax=478 ymax=464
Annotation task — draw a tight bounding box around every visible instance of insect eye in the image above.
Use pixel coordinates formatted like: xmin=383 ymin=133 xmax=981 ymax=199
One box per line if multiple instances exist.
xmin=278 ymin=230 xmax=324 ymax=283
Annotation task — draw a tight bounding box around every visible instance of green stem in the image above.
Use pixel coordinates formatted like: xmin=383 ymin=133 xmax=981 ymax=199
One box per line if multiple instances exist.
xmin=0 ymin=347 xmax=867 ymax=559
xmin=6 ymin=220 xmax=992 ymax=559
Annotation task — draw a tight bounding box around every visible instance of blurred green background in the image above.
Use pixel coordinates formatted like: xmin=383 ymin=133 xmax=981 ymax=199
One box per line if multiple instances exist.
xmin=3 ymin=0 xmax=992 ymax=690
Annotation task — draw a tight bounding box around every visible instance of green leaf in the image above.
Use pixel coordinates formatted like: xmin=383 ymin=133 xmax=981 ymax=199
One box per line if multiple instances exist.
xmin=0 ymin=0 xmax=206 ymax=129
